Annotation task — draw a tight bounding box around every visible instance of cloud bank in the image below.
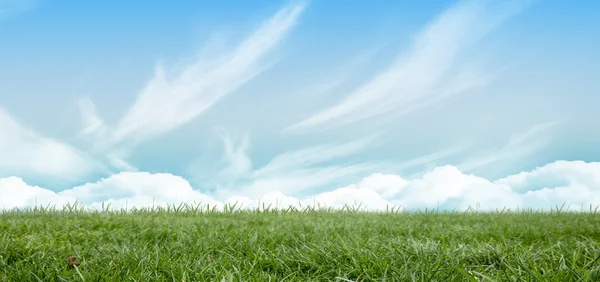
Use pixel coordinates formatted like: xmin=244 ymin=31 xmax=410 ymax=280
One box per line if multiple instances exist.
xmin=3 ymin=160 xmax=600 ymax=212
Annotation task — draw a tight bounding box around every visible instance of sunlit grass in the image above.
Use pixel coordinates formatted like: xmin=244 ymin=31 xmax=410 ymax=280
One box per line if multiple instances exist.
xmin=1 ymin=202 xmax=600 ymax=281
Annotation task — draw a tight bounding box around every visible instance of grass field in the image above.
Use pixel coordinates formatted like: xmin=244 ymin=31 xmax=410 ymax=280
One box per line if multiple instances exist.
xmin=1 ymin=204 xmax=600 ymax=281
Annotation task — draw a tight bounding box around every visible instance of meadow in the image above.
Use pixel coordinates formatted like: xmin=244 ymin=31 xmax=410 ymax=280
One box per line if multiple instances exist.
xmin=1 ymin=203 xmax=599 ymax=281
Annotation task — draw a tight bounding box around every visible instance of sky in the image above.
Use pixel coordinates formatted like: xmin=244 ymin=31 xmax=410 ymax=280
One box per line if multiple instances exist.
xmin=1 ymin=0 xmax=600 ymax=211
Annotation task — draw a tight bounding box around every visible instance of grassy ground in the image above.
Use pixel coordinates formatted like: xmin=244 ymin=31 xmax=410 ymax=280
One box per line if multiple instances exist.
xmin=1 ymin=205 xmax=600 ymax=281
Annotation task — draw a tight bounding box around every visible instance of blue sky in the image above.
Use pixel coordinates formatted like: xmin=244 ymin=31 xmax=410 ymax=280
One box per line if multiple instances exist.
xmin=1 ymin=0 xmax=600 ymax=211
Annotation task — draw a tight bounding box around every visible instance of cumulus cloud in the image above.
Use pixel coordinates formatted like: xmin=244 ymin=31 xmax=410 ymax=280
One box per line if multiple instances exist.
xmin=0 ymin=177 xmax=77 ymax=210
xmin=0 ymin=172 xmax=221 ymax=211
xmin=62 ymin=172 xmax=222 ymax=210
xmin=4 ymin=160 xmax=600 ymax=212
xmin=285 ymin=0 xmax=530 ymax=133
xmin=495 ymin=160 xmax=600 ymax=192
xmin=380 ymin=165 xmax=522 ymax=210
xmin=0 ymin=108 xmax=100 ymax=181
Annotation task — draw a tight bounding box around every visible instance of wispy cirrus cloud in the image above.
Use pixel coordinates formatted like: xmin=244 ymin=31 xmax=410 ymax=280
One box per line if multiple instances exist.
xmin=79 ymin=2 xmax=306 ymax=153
xmin=204 ymin=130 xmax=381 ymax=199
xmin=215 ymin=128 xmax=253 ymax=179
xmin=78 ymin=97 xmax=105 ymax=138
xmin=457 ymin=120 xmax=559 ymax=173
xmin=253 ymin=136 xmax=378 ymax=177
xmin=285 ymin=0 xmax=530 ymax=133
xmin=206 ymin=130 xmax=467 ymax=200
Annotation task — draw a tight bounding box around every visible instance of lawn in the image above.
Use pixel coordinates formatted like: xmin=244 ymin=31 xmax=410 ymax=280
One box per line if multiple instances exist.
xmin=1 ymin=204 xmax=600 ymax=281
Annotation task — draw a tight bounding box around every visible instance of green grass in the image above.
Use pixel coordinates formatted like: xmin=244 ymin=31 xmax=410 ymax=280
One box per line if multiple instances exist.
xmin=1 ymin=203 xmax=600 ymax=281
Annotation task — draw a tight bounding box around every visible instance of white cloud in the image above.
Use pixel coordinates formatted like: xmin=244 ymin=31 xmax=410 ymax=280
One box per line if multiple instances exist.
xmin=208 ymin=132 xmax=468 ymax=200
xmin=382 ymin=165 xmax=522 ymax=210
xmin=254 ymin=136 xmax=377 ymax=177
xmin=3 ymin=160 xmax=600 ymax=212
xmin=77 ymin=97 xmax=106 ymax=141
xmin=309 ymin=186 xmax=391 ymax=210
xmin=0 ymin=176 xmax=77 ymax=210
xmin=106 ymin=152 xmax=139 ymax=172
xmin=356 ymin=173 xmax=408 ymax=198
xmin=0 ymin=108 xmax=100 ymax=181
xmin=392 ymin=146 xmax=468 ymax=175
xmin=506 ymin=121 xmax=558 ymax=148
xmin=457 ymin=121 xmax=558 ymax=172
xmin=62 ymin=172 xmax=222 ymax=210
xmin=216 ymin=128 xmax=253 ymax=179
xmin=285 ymin=0 xmax=529 ymax=133
xmin=286 ymin=47 xmax=381 ymax=100
xmin=0 ymin=172 xmax=221 ymax=211
xmin=236 ymin=164 xmax=380 ymax=200
xmin=80 ymin=3 xmax=305 ymax=154
xmin=209 ymin=132 xmax=380 ymax=199
xmin=227 ymin=188 xmax=391 ymax=211
xmin=494 ymin=160 xmax=600 ymax=193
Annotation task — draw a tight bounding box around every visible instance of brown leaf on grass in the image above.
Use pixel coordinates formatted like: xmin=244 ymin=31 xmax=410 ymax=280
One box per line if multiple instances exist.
xmin=66 ymin=256 xmax=80 ymax=269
